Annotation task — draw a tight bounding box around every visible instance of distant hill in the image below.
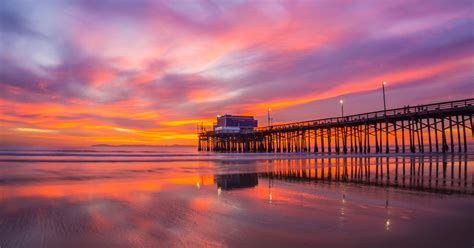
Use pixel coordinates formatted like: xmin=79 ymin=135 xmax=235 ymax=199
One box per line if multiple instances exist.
xmin=91 ymin=144 xmax=194 ymax=148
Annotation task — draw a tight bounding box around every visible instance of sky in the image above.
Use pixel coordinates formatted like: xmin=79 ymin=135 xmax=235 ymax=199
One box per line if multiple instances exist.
xmin=0 ymin=0 xmax=473 ymax=147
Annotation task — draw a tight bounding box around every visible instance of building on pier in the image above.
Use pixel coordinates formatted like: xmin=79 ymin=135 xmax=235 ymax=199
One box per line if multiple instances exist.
xmin=214 ymin=114 xmax=258 ymax=134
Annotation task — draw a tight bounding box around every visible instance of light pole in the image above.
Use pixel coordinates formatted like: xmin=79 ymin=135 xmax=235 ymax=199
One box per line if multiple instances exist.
xmin=382 ymin=81 xmax=387 ymax=115
xmin=267 ymin=108 xmax=272 ymax=127
xmin=382 ymin=81 xmax=389 ymax=153
xmin=339 ymin=100 xmax=344 ymax=118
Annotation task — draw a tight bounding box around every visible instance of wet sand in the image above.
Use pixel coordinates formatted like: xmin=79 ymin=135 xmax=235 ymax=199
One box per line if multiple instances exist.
xmin=0 ymin=153 xmax=473 ymax=247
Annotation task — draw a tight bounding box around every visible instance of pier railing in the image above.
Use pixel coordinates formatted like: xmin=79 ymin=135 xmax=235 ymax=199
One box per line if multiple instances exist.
xmin=256 ymin=98 xmax=474 ymax=132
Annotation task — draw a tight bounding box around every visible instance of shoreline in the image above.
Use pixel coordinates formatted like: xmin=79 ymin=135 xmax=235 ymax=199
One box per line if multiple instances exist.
xmin=1 ymin=152 xmax=472 ymax=163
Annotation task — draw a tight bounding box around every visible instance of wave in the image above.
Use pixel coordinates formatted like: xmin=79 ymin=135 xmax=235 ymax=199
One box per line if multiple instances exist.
xmin=1 ymin=153 xmax=472 ymax=164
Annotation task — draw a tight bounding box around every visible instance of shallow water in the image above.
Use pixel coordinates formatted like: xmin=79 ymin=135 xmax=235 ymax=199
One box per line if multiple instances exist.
xmin=0 ymin=149 xmax=473 ymax=247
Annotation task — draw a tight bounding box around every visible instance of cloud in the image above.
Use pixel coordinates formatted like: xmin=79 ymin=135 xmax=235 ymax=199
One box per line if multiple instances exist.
xmin=15 ymin=128 xmax=59 ymax=133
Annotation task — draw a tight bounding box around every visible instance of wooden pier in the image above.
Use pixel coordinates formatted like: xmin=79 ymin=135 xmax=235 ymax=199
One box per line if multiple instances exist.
xmin=198 ymin=98 xmax=474 ymax=154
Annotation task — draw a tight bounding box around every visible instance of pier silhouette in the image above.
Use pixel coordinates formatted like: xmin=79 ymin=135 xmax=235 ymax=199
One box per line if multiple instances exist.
xmin=199 ymin=98 xmax=474 ymax=154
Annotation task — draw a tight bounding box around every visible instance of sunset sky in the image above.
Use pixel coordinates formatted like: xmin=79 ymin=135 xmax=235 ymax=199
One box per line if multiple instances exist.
xmin=1 ymin=0 xmax=473 ymax=147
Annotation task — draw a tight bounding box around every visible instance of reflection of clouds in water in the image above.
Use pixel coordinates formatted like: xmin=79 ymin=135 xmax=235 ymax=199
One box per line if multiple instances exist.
xmin=0 ymin=198 xmax=129 ymax=246
xmin=338 ymin=194 xmax=346 ymax=229
xmin=0 ymin=155 xmax=473 ymax=246
xmin=0 ymin=186 xmax=235 ymax=247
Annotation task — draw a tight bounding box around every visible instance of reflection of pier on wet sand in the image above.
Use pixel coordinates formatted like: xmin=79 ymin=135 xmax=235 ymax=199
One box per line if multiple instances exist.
xmin=256 ymin=156 xmax=473 ymax=195
xmin=215 ymin=173 xmax=258 ymax=190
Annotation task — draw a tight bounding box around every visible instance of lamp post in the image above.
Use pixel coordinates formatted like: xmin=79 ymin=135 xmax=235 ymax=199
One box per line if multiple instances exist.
xmin=382 ymin=81 xmax=387 ymax=116
xmin=339 ymin=100 xmax=344 ymax=118
xmin=382 ymin=81 xmax=389 ymax=153
xmin=268 ymin=108 xmax=272 ymax=127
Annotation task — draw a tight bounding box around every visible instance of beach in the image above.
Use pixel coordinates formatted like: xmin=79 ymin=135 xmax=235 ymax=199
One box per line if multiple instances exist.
xmin=0 ymin=148 xmax=473 ymax=247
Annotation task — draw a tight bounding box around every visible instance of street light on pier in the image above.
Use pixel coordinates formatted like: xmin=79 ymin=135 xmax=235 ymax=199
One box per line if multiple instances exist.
xmin=339 ymin=100 xmax=344 ymax=118
xmin=268 ymin=108 xmax=272 ymax=127
xmin=382 ymin=81 xmax=387 ymax=115
xmin=382 ymin=82 xmax=389 ymax=154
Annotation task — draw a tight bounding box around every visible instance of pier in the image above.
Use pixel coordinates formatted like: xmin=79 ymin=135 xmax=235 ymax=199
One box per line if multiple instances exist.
xmin=198 ymin=98 xmax=474 ymax=153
